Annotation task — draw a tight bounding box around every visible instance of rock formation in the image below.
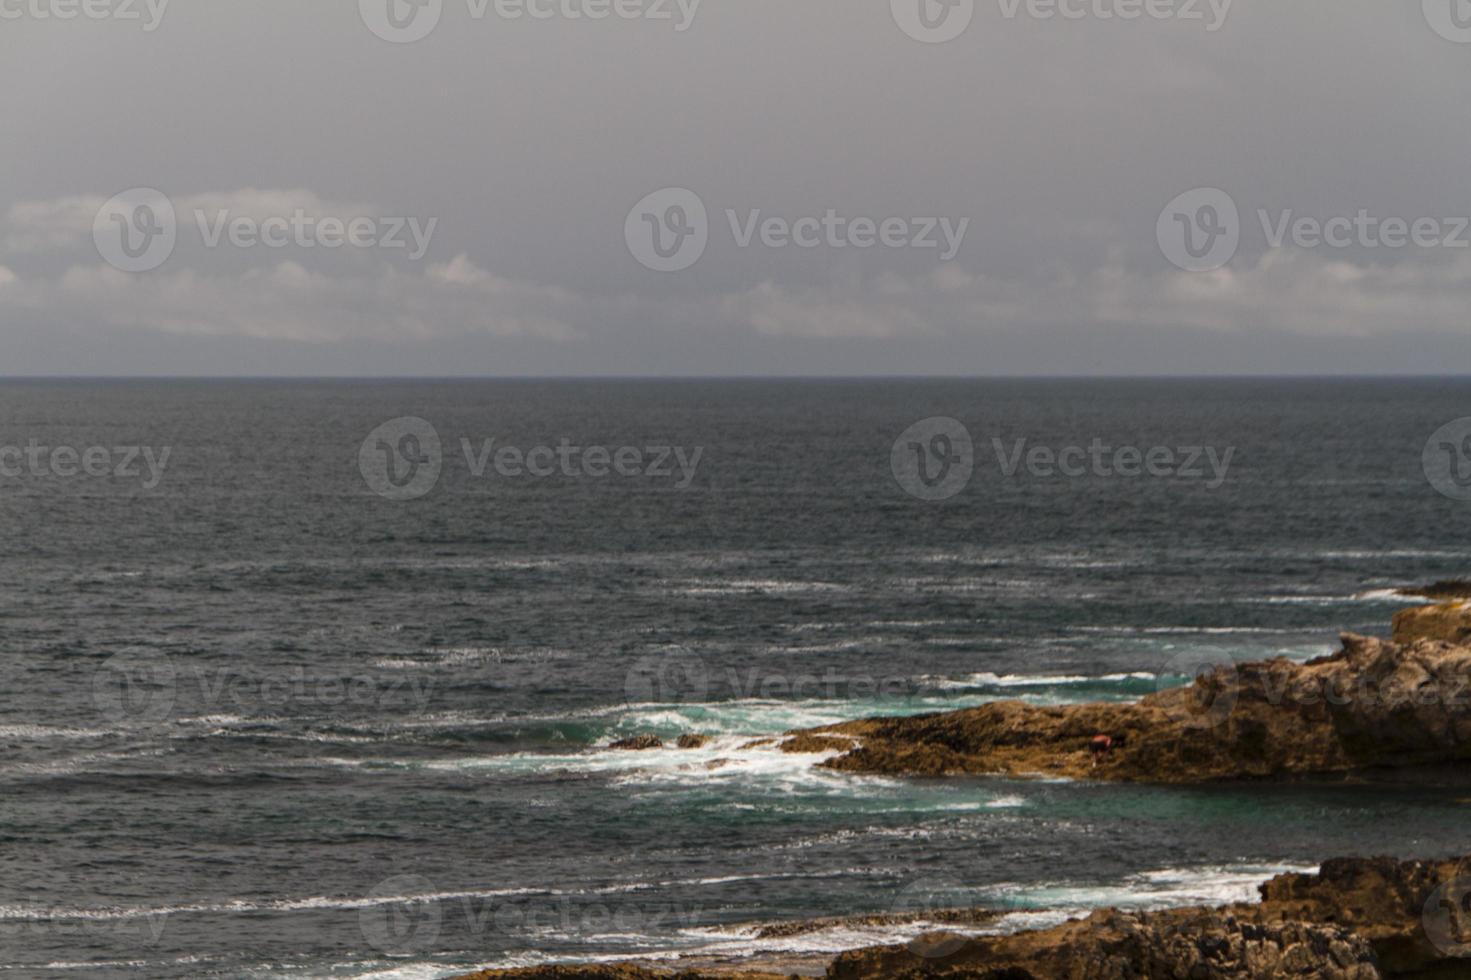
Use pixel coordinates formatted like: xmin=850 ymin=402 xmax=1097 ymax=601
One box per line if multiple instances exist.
xmin=1392 ymin=600 xmax=1471 ymax=645
xmin=452 ymin=856 xmax=1471 ymax=980
xmin=779 ymin=633 xmax=1471 ymax=783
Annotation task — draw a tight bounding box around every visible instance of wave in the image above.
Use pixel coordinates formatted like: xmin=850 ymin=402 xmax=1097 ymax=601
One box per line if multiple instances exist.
xmin=1067 ymin=625 xmax=1295 ymax=635
xmin=985 ymin=862 xmax=1321 ymax=927
xmin=921 ymin=671 xmax=1156 ymax=689
xmin=0 ymin=871 xmax=875 ymax=925
xmin=0 ymin=724 xmax=121 ymax=740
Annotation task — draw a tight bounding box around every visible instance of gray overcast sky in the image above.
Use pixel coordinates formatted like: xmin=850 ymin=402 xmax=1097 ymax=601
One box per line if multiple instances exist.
xmin=3 ymin=0 xmax=1470 ymax=376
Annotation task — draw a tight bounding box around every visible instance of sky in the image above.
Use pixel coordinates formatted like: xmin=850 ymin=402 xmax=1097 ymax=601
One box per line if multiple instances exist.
xmin=3 ymin=0 xmax=1470 ymax=376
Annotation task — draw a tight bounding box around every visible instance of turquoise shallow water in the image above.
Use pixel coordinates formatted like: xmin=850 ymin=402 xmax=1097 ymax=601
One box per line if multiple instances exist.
xmin=2 ymin=378 xmax=1471 ymax=978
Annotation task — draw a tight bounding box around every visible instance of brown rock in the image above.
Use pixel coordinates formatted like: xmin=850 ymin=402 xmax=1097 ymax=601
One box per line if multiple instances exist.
xmin=794 ymin=633 xmax=1471 ymax=784
xmin=676 ymin=734 xmax=711 ymax=749
xmin=608 ymin=735 xmax=663 ymax=751
xmin=450 ymin=855 xmax=1471 ymax=980
xmin=778 ymin=734 xmax=857 ymax=754
xmin=826 ymin=908 xmax=1380 ymax=980
xmin=1392 ymin=601 xmax=1471 ymax=645
xmin=1399 ymin=581 xmax=1471 ymax=600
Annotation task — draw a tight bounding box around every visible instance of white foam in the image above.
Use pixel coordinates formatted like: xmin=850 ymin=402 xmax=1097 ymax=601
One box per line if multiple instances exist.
xmin=0 ymin=724 xmax=119 ymax=740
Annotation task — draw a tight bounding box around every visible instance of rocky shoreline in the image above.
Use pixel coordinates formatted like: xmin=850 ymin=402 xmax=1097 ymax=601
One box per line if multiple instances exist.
xmin=458 ymin=596 xmax=1471 ymax=979
xmin=777 ymin=614 xmax=1471 ymax=785
xmin=453 ymin=856 xmax=1471 ymax=980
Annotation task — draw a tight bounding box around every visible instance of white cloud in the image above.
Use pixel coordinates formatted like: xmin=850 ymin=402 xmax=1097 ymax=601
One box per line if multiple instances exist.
xmin=0 ymin=257 xmax=580 ymax=344
xmin=2 ymin=189 xmax=383 ymax=257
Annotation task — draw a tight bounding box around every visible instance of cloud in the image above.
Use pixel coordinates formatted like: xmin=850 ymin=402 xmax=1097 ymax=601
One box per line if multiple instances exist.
xmin=2 ymin=189 xmax=382 ymax=257
xmin=0 ymin=256 xmax=580 ymax=344
xmin=6 ymin=189 xmax=1471 ymax=351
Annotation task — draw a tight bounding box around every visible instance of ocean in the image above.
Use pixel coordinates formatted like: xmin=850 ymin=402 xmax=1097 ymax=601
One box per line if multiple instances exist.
xmin=3 ymin=377 xmax=1471 ymax=979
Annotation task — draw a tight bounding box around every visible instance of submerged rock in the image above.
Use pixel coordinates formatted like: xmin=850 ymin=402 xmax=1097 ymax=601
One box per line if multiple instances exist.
xmin=791 ymin=633 xmax=1471 ymax=783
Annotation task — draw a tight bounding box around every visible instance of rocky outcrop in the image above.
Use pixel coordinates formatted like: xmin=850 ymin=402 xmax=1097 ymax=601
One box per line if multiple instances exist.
xmin=828 ymin=855 xmax=1471 ymax=979
xmin=676 ymin=734 xmax=712 ymax=749
xmin=1398 ymin=581 xmax=1471 ymax=601
xmin=828 ymin=909 xmax=1379 ymax=979
xmin=1392 ymin=601 xmax=1471 ymax=645
xmin=451 ymin=855 xmax=1471 ymax=980
xmin=781 ymin=633 xmax=1471 ymax=783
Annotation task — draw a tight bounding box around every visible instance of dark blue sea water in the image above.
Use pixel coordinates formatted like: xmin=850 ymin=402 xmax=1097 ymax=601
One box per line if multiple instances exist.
xmin=4 ymin=378 xmax=1471 ymax=979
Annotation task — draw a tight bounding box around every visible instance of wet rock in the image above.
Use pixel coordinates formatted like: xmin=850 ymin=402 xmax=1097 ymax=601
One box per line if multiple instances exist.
xmin=826 ymin=909 xmax=1380 ymax=979
xmin=451 ymin=856 xmax=1471 ymax=980
xmin=795 ymin=633 xmax=1471 ymax=784
xmin=778 ymin=734 xmax=856 ymax=754
xmin=675 ymin=734 xmax=711 ymax=749
xmin=608 ymin=735 xmax=663 ymax=751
